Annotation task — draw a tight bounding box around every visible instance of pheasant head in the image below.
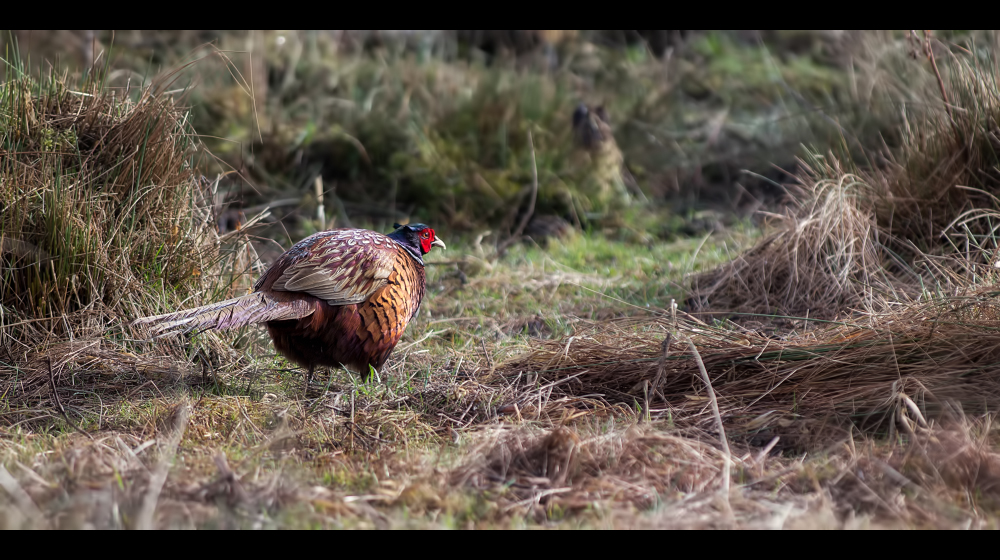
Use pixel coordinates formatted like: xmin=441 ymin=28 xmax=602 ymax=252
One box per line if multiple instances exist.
xmin=390 ymin=223 xmax=446 ymax=263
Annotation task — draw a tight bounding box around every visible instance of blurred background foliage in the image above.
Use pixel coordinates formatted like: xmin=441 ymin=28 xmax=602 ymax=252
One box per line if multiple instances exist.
xmin=0 ymin=30 xmax=976 ymax=244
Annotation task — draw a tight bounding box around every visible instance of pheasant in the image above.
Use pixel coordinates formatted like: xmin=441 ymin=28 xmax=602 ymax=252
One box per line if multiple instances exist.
xmin=133 ymin=223 xmax=445 ymax=383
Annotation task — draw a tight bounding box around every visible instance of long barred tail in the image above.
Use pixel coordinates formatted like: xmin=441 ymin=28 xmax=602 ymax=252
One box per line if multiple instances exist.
xmin=132 ymin=292 xmax=314 ymax=336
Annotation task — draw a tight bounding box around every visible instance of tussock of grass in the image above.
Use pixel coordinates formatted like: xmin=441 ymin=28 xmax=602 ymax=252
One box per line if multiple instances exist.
xmin=692 ymin=40 xmax=1000 ymax=317
xmin=0 ymin=62 xmax=263 ymax=434
xmin=690 ymin=162 xmax=889 ymax=317
xmin=872 ymin=51 xmax=1000 ymax=253
xmin=0 ymin=65 xmax=237 ymax=342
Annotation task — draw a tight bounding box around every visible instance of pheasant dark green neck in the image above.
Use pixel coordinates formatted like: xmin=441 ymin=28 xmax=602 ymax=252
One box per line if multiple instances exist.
xmin=388 ymin=224 xmax=428 ymax=266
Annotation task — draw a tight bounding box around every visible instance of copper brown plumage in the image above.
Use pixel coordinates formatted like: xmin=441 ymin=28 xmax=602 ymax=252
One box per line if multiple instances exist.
xmin=133 ymin=223 xmax=445 ymax=382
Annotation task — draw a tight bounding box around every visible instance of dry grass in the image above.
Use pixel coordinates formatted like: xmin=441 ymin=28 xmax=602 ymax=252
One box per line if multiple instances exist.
xmin=446 ymin=416 xmax=1000 ymax=528
xmin=872 ymin=51 xmax=1000 ymax=252
xmin=4 ymin=265 xmax=1000 ymax=527
xmin=0 ymin=62 xmax=260 ymax=345
xmin=692 ymin=40 xmax=1000 ymax=318
xmin=690 ymin=161 xmax=890 ymax=317
xmin=4 ymin=33 xmax=1000 ymax=530
xmin=0 ymin=63 xmax=264 ymax=422
xmin=452 ymin=425 xmax=728 ymax=515
xmin=4 ymin=409 xmax=996 ymax=529
xmin=497 ymin=292 xmax=1000 ymax=446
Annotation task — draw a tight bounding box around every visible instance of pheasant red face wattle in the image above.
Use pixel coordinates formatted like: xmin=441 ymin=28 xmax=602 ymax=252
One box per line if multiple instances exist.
xmin=419 ymin=228 xmax=445 ymax=254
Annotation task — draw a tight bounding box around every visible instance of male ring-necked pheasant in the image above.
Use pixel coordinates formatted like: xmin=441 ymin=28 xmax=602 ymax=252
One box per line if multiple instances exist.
xmin=133 ymin=223 xmax=445 ymax=382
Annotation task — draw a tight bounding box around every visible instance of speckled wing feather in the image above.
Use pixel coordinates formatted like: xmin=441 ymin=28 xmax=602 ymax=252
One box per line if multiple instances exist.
xmin=256 ymin=229 xmax=398 ymax=306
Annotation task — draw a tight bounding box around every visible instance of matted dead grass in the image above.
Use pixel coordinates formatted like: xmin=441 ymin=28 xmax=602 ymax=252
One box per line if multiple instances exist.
xmin=443 ymin=417 xmax=1000 ymax=528
xmin=3 ymin=400 xmax=998 ymax=528
xmin=3 ymin=282 xmax=1000 ymax=528
xmin=452 ymin=425 xmax=727 ymax=514
xmin=496 ymin=292 xmax=1000 ymax=444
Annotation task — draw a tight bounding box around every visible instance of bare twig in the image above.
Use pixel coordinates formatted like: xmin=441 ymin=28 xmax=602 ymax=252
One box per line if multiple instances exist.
xmin=315 ymin=175 xmax=326 ymax=230
xmin=650 ymin=333 xmax=672 ymax=402
xmin=687 ymin=338 xmax=731 ymax=503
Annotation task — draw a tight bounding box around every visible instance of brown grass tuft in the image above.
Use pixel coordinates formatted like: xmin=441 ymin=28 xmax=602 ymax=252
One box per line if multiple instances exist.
xmin=692 ymin=43 xmax=1000 ymax=318
xmin=892 ymin=417 xmax=1000 ymax=505
xmin=0 ymin=65 xmax=261 ymax=335
xmin=691 ymin=162 xmax=890 ymax=317
xmin=0 ymin=65 xmax=260 ymax=427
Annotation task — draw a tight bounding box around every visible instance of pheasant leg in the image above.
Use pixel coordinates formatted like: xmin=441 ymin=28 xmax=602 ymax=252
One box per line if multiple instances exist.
xmin=303 ymin=365 xmax=315 ymax=397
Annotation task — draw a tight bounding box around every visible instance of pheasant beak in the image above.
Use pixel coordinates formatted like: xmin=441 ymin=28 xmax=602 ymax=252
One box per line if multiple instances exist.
xmin=431 ymin=236 xmax=447 ymax=250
